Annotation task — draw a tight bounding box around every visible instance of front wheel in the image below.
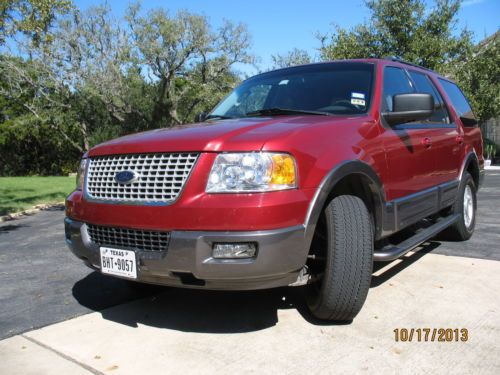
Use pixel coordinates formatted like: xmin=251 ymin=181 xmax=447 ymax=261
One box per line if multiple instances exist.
xmin=306 ymin=195 xmax=374 ymax=322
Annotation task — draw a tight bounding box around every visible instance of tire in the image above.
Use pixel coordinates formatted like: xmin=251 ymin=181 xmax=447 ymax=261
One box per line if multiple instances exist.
xmin=306 ymin=195 xmax=373 ymax=322
xmin=442 ymin=172 xmax=477 ymax=241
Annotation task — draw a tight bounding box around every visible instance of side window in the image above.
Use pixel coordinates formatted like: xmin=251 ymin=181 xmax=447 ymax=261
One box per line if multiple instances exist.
xmin=438 ymin=79 xmax=476 ymax=119
xmin=408 ymin=71 xmax=449 ymax=124
xmin=382 ymin=67 xmax=414 ymax=112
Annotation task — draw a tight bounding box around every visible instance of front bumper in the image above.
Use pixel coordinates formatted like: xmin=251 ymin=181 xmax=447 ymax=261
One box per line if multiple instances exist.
xmin=65 ymin=218 xmax=308 ymax=290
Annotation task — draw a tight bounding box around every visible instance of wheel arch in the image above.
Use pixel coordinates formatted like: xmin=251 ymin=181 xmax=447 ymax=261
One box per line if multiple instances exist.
xmin=460 ymin=152 xmax=481 ymax=189
xmin=304 ymin=160 xmax=386 ymax=249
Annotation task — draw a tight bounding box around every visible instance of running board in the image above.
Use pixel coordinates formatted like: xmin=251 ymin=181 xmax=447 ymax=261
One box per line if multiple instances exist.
xmin=373 ymin=214 xmax=460 ymax=262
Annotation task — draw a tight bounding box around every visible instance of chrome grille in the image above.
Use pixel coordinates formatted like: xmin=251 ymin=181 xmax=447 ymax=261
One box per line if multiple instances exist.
xmin=87 ymin=224 xmax=170 ymax=252
xmin=86 ymin=153 xmax=199 ymax=203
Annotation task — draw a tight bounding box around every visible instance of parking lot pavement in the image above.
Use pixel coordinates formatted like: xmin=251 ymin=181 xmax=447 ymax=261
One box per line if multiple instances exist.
xmin=0 ymin=171 xmax=499 ymax=374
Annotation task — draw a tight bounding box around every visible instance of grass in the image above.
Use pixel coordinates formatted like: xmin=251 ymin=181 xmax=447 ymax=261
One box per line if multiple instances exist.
xmin=0 ymin=176 xmax=75 ymax=216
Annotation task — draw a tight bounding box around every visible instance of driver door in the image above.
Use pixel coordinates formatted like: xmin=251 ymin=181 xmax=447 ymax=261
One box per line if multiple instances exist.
xmin=379 ymin=66 xmax=437 ymax=201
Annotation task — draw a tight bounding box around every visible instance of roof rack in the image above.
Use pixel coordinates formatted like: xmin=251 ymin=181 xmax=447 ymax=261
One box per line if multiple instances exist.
xmin=383 ymin=56 xmax=438 ymax=74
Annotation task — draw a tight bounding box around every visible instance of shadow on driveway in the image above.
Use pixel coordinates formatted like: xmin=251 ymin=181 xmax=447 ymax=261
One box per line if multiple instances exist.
xmin=72 ymin=241 xmax=439 ymax=333
xmin=0 ymin=224 xmax=30 ymax=235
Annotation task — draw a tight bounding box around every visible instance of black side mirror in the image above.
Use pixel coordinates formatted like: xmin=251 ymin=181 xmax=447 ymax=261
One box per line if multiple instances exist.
xmin=460 ymin=116 xmax=478 ymax=127
xmin=195 ymin=112 xmax=207 ymax=123
xmin=383 ymin=93 xmax=434 ymax=126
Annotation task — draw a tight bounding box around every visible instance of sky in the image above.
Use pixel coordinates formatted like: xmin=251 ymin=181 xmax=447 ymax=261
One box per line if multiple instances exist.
xmin=74 ymin=0 xmax=499 ymax=74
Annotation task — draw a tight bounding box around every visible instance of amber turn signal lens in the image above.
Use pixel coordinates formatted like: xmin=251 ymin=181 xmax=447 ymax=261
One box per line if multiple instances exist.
xmin=270 ymin=154 xmax=296 ymax=185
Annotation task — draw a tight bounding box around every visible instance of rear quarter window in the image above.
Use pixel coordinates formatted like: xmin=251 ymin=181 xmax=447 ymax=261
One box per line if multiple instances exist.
xmin=438 ymin=79 xmax=475 ymax=119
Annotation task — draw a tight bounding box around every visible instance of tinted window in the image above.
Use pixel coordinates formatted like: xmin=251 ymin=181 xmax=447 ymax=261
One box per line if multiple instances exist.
xmin=408 ymin=71 xmax=449 ymax=124
xmin=438 ymin=79 xmax=475 ymax=119
xmin=210 ymin=63 xmax=374 ymax=118
xmin=382 ymin=67 xmax=414 ymax=111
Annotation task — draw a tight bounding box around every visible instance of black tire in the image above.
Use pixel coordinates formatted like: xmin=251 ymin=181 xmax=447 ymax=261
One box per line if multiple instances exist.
xmin=442 ymin=172 xmax=477 ymax=241
xmin=306 ymin=195 xmax=373 ymax=321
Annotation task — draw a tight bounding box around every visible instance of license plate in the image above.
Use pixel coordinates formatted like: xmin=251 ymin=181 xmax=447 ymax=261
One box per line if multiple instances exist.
xmin=100 ymin=247 xmax=137 ymax=279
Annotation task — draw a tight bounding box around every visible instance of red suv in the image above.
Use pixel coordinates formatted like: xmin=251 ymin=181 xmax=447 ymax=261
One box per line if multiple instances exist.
xmin=65 ymin=58 xmax=484 ymax=321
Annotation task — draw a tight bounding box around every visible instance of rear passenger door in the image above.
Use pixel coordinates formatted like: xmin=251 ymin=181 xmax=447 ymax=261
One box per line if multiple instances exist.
xmin=407 ymin=70 xmax=461 ymax=185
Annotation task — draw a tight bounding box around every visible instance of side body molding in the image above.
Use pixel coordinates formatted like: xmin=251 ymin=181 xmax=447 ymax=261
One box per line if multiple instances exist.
xmin=303 ymin=160 xmax=386 ymax=248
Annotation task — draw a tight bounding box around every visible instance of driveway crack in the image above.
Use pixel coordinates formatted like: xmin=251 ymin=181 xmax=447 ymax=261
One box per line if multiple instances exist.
xmin=21 ymin=334 xmax=105 ymax=375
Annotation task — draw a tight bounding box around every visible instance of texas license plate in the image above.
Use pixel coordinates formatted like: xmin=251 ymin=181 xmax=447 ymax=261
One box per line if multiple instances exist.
xmin=100 ymin=247 xmax=137 ymax=279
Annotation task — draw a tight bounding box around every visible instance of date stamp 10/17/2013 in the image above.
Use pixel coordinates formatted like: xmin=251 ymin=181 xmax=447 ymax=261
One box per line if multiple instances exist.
xmin=394 ymin=328 xmax=469 ymax=342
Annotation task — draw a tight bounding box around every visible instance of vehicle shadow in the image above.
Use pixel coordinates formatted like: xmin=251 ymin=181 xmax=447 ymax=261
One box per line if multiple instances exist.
xmin=73 ymin=274 xmax=305 ymax=333
xmin=72 ymin=241 xmax=439 ymax=333
xmin=371 ymin=241 xmax=440 ymax=287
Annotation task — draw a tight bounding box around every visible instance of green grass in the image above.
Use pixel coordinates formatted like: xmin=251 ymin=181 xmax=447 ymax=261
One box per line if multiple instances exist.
xmin=0 ymin=176 xmax=75 ymax=216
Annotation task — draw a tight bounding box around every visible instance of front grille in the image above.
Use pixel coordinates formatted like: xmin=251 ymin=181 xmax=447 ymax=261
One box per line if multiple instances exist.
xmin=87 ymin=224 xmax=170 ymax=252
xmin=86 ymin=153 xmax=199 ymax=203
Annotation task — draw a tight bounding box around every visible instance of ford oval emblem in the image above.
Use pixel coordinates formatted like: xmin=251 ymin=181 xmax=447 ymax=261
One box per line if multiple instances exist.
xmin=114 ymin=170 xmax=139 ymax=185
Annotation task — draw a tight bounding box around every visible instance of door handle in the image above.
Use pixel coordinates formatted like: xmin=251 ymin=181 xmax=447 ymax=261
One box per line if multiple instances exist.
xmin=422 ymin=137 xmax=432 ymax=149
xmin=456 ymin=135 xmax=464 ymax=145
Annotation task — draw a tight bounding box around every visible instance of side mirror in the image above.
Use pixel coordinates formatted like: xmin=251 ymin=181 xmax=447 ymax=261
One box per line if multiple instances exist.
xmin=460 ymin=115 xmax=478 ymax=127
xmin=195 ymin=112 xmax=207 ymax=123
xmin=383 ymin=93 xmax=434 ymax=126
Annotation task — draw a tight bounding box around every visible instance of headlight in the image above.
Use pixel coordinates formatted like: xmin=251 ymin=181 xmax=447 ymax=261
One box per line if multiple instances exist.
xmin=76 ymin=158 xmax=87 ymax=190
xmin=206 ymin=152 xmax=297 ymax=193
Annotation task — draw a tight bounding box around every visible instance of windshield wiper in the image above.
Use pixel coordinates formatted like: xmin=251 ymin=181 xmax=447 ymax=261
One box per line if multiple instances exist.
xmin=204 ymin=114 xmax=234 ymax=121
xmin=245 ymin=107 xmax=332 ymax=117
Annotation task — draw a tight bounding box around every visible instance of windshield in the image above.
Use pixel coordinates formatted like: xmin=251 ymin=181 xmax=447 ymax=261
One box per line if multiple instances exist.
xmin=210 ymin=62 xmax=374 ymax=119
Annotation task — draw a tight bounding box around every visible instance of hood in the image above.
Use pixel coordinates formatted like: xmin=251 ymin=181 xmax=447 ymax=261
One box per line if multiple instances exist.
xmin=88 ymin=115 xmax=360 ymax=157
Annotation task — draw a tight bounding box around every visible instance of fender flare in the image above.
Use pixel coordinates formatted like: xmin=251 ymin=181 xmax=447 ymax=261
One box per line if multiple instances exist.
xmin=303 ymin=160 xmax=386 ymax=248
xmin=459 ymin=151 xmax=481 ymax=188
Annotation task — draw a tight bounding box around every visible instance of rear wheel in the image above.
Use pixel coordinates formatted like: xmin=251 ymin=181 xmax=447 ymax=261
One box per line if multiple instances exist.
xmin=306 ymin=195 xmax=373 ymax=322
xmin=442 ymin=172 xmax=477 ymax=241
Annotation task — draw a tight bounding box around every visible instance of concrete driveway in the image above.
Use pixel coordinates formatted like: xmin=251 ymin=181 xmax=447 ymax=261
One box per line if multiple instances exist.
xmin=1 ymin=171 xmax=499 ymax=374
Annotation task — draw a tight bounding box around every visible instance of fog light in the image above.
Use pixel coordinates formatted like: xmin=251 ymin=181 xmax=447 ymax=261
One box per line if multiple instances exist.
xmin=212 ymin=243 xmax=257 ymax=259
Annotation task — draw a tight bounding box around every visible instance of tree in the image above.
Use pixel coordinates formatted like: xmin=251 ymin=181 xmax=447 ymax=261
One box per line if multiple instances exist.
xmin=0 ymin=0 xmax=72 ymax=46
xmin=126 ymin=3 xmax=254 ymax=126
xmin=0 ymin=56 xmax=80 ymax=175
xmin=318 ymin=0 xmax=473 ymax=71
xmin=0 ymin=4 xmax=140 ymax=152
xmin=0 ymin=1 xmax=254 ymax=174
xmin=271 ymin=48 xmax=312 ymax=69
xmin=451 ymin=32 xmax=500 ymax=123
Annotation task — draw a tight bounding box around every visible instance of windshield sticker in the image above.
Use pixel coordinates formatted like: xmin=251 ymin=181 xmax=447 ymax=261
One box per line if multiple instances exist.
xmin=351 ymin=92 xmax=365 ymax=99
xmin=351 ymin=98 xmax=366 ymax=106
xmin=279 ymin=79 xmax=289 ymax=85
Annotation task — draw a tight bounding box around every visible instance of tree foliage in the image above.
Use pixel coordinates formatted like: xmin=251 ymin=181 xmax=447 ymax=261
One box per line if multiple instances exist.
xmin=126 ymin=3 xmax=253 ymax=125
xmin=0 ymin=0 xmax=72 ymax=46
xmin=318 ymin=0 xmax=473 ymax=71
xmin=271 ymin=48 xmax=312 ymax=69
xmin=0 ymin=2 xmax=253 ymax=175
xmin=451 ymin=32 xmax=499 ymax=122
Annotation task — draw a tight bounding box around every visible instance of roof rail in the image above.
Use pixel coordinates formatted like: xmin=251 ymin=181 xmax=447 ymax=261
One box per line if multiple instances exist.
xmin=383 ymin=56 xmax=437 ymax=74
